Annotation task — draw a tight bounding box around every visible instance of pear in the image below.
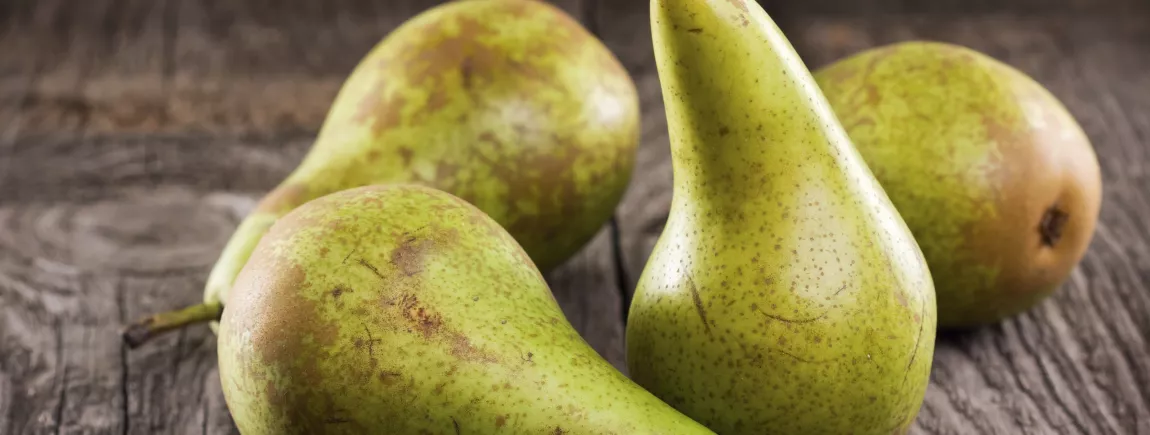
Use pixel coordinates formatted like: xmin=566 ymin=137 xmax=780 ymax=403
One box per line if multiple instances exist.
xmin=216 ymin=184 xmax=715 ymax=435
xmin=123 ymin=0 xmax=639 ymax=346
xmin=813 ymin=41 xmax=1102 ymax=328
xmin=626 ymin=0 xmax=937 ymax=433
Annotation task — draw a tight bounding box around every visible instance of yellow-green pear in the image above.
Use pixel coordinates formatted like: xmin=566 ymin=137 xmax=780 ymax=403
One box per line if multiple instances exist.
xmin=626 ymin=0 xmax=936 ymax=434
xmin=814 ymin=41 xmax=1103 ymax=328
xmin=123 ymin=0 xmax=639 ymax=346
xmin=217 ymin=184 xmax=715 ymax=435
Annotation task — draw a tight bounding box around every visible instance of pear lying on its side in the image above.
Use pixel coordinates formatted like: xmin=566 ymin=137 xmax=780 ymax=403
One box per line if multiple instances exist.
xmin=123 ymin=0 xmax=640 ymax=346
xmin=218 ymin=184 xmax=715 ymax=435
xmin=626 ymin=0 xmax=936 ymax=434
xmin=814 ymin=41 xmax=1102 ymax=328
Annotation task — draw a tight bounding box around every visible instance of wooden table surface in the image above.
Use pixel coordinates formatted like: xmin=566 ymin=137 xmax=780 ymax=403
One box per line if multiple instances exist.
xmin=2 ymin=0 xmax=1148 ymax=434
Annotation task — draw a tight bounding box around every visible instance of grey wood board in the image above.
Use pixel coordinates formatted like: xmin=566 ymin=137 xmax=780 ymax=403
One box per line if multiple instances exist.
xmin=1 ymin=0 xmax=1148 ymax=434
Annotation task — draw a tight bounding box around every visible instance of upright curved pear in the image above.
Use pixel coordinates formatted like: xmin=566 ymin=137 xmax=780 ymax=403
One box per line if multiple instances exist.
xmin=217 ymin=184 xmax=714 ymax=435
xmin=626 ymin=1 xmax=936 ymax=434
xmin=123 ymin=0 xmax=640 ymax=346
xmin=814 ymin=41 xmax=1102 ymax=328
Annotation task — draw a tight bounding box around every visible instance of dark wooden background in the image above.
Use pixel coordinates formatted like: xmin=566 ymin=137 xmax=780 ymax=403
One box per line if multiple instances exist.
xmin=1 ymin=0 xmax=1148 ymax=433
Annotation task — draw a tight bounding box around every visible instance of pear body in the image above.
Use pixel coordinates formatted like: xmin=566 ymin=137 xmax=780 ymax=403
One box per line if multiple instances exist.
xmin=204 ymin=0 xmax=639 ymax=318
xmin=814 ymin=42 xmax=1102 ymax=328
xmin=218 ymin=184 xmax=714 ymax=435
xmin=626 ymin=1 xmax=936 ymax=434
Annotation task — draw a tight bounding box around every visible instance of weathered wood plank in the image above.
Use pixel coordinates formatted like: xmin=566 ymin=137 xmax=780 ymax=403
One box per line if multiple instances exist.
xmin=593 ymin=0 xmax=671 ymax=301
xmin=763 ymin=0 xmax=1147 ymax=15
xmin=0 ymin=0 xmax=591 ymax=138
xmin=0 ymin=133 xmax=311 ymax=203
xmin=601 ymin=2 xmax=1150 ymax=433
xmin=0 ymin=1 xmax=620 ymax=434
xmin=0 ymin=188 xmax=245 ymax=434
xmin=0 ymin=155 xmax=625 ymax=435
xmin=551 ymin=229 xmax=628 ymax=371
xmin=5 ymin=0 xmax=1147 ymax=433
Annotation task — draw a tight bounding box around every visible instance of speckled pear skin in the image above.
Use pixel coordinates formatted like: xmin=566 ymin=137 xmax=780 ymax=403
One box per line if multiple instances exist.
xmin=814 ymin=42 xmax=1102 ymax=328
xmin=626 ymin=0 xmax=937 ymax=434
xmin=217 ymin=184 xmax=715 ymax=435
xmin=203 ymin=0 xmax=640 ymax=322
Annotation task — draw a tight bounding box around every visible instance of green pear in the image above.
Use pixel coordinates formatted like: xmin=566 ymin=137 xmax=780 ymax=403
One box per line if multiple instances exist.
xmin=216 ymin=184 xmax=715 ymax=435
xmin=123 ymin=0 xmax=639 ymax=346
xmin=814 ymin=41 xmax=1102 ymax=328
xmin=626 ymin=1 xmax=936 ymax=434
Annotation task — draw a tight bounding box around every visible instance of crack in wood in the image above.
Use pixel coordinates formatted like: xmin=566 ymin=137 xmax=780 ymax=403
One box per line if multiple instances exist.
xmin=170 ymin=327 xmax=186 ymax=389
xmin=609 ymin=217 xmax=631 ymax=323
xmin=200 ymin=400 xmax=209 ymax=435
xmin=53 ymin=319 xmax=66 ymax=435
xmin=116 ymin=277 xmax=130 ymax=435
xmin=1027 ymin=319 xmax=1094 ymax=434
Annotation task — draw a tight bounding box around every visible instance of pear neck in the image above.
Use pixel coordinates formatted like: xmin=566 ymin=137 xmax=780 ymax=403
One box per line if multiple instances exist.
xmin=654 ymin=0 xmax=856 ymax=202
xmin=664 ymin=83 xmax=856 ymax=205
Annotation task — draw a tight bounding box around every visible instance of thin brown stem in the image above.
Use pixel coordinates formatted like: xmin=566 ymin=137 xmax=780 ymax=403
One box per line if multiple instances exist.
xmin=121 ymin=302 xmax=223 ymax=349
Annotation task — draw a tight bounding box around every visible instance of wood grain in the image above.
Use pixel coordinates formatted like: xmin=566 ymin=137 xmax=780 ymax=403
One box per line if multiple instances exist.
xmin=0 ymin=0 xmax=598 ymax=139
xmin=0 ymin=1 xmax=619 ymax=434
xmin=601 ymin=2 xmax=1150 ymax=434
xmin=2 ymin=0 xmax=1149 ymax=434
xmin=762 ymin=0 xmax=1147 ymax=16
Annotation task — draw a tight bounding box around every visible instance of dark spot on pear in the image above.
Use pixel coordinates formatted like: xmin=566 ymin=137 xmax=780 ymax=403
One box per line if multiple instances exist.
xmin=460 ymin=55 xmax=474 ymax=90
xmin=330 ymin=285 xmax=351 ymax=299
xmin=397 ymin=147 xmax=413 ymax=165
xmin=1039 ymin=205 xmax=1069 ymax=247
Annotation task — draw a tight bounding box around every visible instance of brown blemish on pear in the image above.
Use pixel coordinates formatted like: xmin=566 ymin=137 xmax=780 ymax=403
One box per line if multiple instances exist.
xmin=117 ymin=0 xmax=643 ymax=351
xmin=218 ymin=185 xmax=714 ymax=434
xmin=320 ymin=0 xmax=637 ymax=273
xmin=390 ymin=230 xmax=440 ymax=277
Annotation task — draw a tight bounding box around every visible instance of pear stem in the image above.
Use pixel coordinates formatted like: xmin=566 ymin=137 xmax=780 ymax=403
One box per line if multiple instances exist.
xmin=122 ymin=302 xmax=224 ymax=349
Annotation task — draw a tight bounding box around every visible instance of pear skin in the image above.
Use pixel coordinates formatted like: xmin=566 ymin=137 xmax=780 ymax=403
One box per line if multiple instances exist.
xmin=124 ymin=0 xmax=639 ymax=346
xmin=217 ymin=184 xmax=714 ymax=435
xmin=814 ymin=41 xmax=1102 ymax=328
xmin=626 ymin=1 xmax=936 ymax=434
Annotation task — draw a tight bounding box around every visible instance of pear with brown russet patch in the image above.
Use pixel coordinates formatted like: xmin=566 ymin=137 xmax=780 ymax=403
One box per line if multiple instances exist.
xmin=217 ymin=184 xmax=715 ymax=435
xmin=122 ymin=0 xmax=640 ymax=347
